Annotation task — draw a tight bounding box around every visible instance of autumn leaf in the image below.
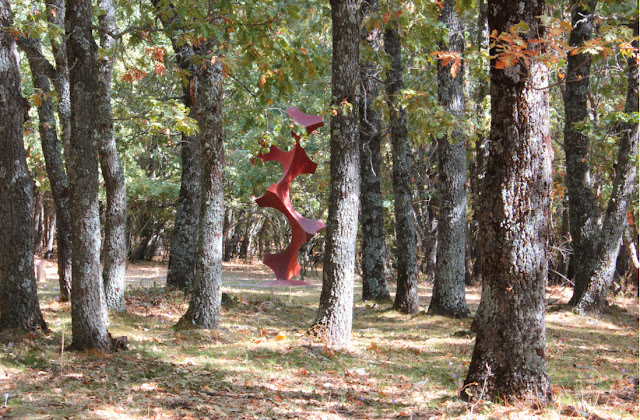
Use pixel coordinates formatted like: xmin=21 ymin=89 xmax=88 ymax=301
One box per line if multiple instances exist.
xmin=383 ymin=11 xmax=392 ymax=25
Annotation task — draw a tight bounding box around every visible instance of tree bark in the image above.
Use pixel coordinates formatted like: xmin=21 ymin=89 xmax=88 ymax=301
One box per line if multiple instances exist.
xmin=468 ymin=0 xmax=489 ymax=285
xmin=385 ymin=25 xmax=419 ymax=315
xmin=16 ymin=15 xmax=73 ymax=301
xmin=563 ymin=0 xmax=601 ymax=307
xmin=46 ymin=0 xmax=73 ymax=300
xmin=96 ymin=0 xmax=128 ymax=312
xmin=152 ymin=1 xmax=204 ymax=290
xmin=0 ymin=0 xmax=48 ymax=331
xmin=359 ymin=0 xmax=390 ymax=302
xmin=572 ymin=24 xmax=638 ymax=313
xmin=312 ymin=0 xmax=360 ymax=347
xmin=461 ymin=0 xmax=551 ymax=403
xmin=428 ymin=0 xmax=471 ymax=318
xmin=65 ymin=0 xmax=112 ymax=352
xmin=176 ymin=46 xmax=225 ymax=330
xmin=166 ymin=133 xmax=201 ymax=288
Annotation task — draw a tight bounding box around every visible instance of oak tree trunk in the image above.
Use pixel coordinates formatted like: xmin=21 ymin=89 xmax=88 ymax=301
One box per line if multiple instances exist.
xmin=46 ymin=0 xmax=73 ymax=300
xmin=385 ymin=24 xmax=419 ymax=315
xmin=65 ymin=0 xmax=112 ymax=352
xmin=152 ymin=0 xmax=203 ymax=290
xmin=462 ymin=0 xmax=552 ymax=403
xmin=564 ymin=0 xmax=601 ymax=307
xmin=313 ymin=0 xmax=360 ymax=347
xmin=359 ymin=0 xmax=390 ymax=302
xmin=16 ymin=27 xmax=73 ymax=301
xmin=97 ymin=0 xmax=128 ymax=312
xmin=428 ymin=0 xmax=471 ymax=318
xmin=572 ymin=24 xmax=638 ymax=313
xmin=176 ymin=48 xmax=225 ymax=330
xmin=0 ymin=0 xmax=48 ymax=331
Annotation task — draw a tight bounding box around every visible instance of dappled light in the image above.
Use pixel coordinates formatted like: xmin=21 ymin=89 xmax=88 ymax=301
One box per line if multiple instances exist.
xmin=0 ymin=261 xmax=636 ymax=419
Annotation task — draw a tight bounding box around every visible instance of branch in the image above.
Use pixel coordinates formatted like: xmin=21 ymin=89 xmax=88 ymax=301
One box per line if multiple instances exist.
xmin=15 ymin=36 xmax=57 ymax=81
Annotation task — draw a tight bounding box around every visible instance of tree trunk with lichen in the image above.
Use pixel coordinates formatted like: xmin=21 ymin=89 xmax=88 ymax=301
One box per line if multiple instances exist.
xmin=563 ymin=0 xmax=600 ymax=308
xmin=0 ymin=0 xmax=48 ymax=332
xmin=385 ymin=23 xmax=419 ymax=315
xmin=97 ymin=0 xmax=128 ymax=312
xmin=65 ymin=0 xmax=112 ymax=352
xmin=428 ymin=0 xmax=471 ymax=318
xmin=461 ymin=0 xmax=551 ymax=404
xmin=175 ymin=46 xmax=225 ymax=330
xmin=152 ymin=0 xmax=203 ymax=290
xmin=571 ymin=22 xmax=638 ymax=313
xmin=359 ymin=0 xmax=390 ymax=302
xmin=312 ymin=0 xmax=360 ymax=347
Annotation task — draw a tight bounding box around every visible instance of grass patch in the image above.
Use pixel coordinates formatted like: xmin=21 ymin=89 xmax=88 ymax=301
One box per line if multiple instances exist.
xmin=0 ymin=260 xmax=637 ymax=419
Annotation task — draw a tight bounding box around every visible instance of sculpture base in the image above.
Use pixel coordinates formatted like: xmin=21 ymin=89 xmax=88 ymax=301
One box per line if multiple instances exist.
xmin=258 ymin=279 xmax=319 ymax=287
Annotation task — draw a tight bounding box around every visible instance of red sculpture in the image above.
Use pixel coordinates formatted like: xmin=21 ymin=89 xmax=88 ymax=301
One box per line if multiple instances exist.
xmin=252 ymin=107 xmax=325 ymax=286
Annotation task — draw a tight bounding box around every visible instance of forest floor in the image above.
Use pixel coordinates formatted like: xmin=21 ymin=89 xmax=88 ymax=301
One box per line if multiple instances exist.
xmin=0 ymin=260 xmax=637 ymax=419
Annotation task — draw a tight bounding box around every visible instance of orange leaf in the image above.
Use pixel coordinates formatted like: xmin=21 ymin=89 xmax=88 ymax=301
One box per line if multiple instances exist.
xmin=259 ymin=74 xmax=267 ymax=87
xmin=275 ymin=331 xmax=287 ymax=341
xmin=450 ymin=58 xmax=461 ymax=78
xmin=383 ymin=11 xmax=391 ymax=25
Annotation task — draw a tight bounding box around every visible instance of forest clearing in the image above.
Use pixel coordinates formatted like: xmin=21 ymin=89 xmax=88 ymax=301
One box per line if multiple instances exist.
xmin=0 ymin=260 xmax=637 ymax=419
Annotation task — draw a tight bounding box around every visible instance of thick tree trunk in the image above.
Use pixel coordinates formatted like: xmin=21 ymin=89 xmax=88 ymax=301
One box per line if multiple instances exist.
xmin=573 ymin=28 xmax=638 ymax=313
xmin=96 ymin=0 xmax=127 ymax=312
xmin=176 ymin=49 xmax=225 ymax=330
xmin=313 ymin=0 xmax=360 ymax=347
xmin=65 ymin=0 xmax=112 ymax=352
xmin=359 ymin=0 xmax=390 ymax=302
xmin=428 ymin=0 xmax=470 ymax=318
xmin=564 ymin=1 xmax=601 ymax=307
xmin=0 ymin=1 xmax=48 ymax=331
xmin=461 ymin=0 xmax=551 ymax=403
xmin=385 ymin=25 xmax=419 ymax=315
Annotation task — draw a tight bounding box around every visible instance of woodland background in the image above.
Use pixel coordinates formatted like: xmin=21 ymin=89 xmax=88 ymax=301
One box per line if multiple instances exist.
xmin=0 ymin=0 xmax=638 ymax=418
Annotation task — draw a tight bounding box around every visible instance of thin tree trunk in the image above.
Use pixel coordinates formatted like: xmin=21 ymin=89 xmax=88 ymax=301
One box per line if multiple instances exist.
xmin=96 ymin=0 xmax=127 ymax=312
xmin=46 ymin=0 xmax=72 ymax=300
xmin=462 ymin=0 xmax=551 ymax=403
xmin=413 ymin=144 xmax=438 ymax=279
xmin=359 ymin=0 xmax=390 ymax=302
xmin=312 ymin=0 xmax=360 ymax=347
xmin=564 ymin=0 xmax=600 ymax=307
xmin=166 ymin=133 xmax=201 ymax=288
xmin=65 ymin=0 xmax=112 ymax=352
xmin=45 ymin=201 xmax=56 ymax=257
xmin=0 ymin=0 xmax=48 ymax=331
xmin=385 ymin=24 xmax=419 ymax=315
xmin=469 ymin=0 xmax=489 ymax=285
xmin=152 ymin=0 xmax=203 ymax=290
xmin=573 ymin=26 xmax=638 ymax=313
xmin=33 ymin=191 xmax=44 ymax=256
xmin=428 ymin=0 xmax=471 ymax=318
xmin=176 ymin=39 xmax=225 ymax=330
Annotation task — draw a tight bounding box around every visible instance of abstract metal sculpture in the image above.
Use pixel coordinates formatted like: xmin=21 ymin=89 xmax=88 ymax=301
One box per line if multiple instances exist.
xmin=252 ymin=107 xmax=325 ymax=286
